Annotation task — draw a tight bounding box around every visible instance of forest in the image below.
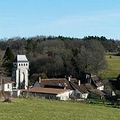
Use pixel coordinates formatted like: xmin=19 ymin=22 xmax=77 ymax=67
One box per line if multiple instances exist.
xmin=0 ymin=36 xmax=119 ymax=82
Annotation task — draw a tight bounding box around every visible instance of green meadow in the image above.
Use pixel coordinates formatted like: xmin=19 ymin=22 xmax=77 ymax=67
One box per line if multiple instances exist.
xmin=0 ymin=98 xmax=120 ymax=120
xmin=100 ymin=55 xmax=120 ymax=80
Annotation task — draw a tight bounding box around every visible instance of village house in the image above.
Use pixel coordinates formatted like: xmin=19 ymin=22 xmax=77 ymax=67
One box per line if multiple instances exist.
xmin=80 ymin=73 xmax=104 ymax=91
xmin=23 ymin=77 xmax=90 ymax=100
xmin=0 ymin=77 xmax=14 ymax=95
xmin=91 ymin=75 xmax=104 ymax=91
xmin=22 ymin=87 xmax=73 ymax=100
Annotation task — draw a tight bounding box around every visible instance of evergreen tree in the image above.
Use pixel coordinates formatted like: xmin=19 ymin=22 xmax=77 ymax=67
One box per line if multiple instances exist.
xmin=2 ymin=47 xmax=15 ymax=76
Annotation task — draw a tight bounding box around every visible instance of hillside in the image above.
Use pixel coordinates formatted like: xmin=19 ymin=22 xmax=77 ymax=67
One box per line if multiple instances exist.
xmin=0 ymin=98 xmax=120 ymax=120
xmin=100 ymin=55 xmax=120 ymax=79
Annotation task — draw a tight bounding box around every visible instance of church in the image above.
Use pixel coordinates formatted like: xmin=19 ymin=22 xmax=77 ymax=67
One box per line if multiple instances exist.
xmin=12 ymin=55 xmax=29 ymax=90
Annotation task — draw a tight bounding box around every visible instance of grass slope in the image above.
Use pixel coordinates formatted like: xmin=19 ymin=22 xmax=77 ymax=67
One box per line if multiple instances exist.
xmin=100 ymin=55 xmax=120 ymax=79
xmin=0 ymin=98 xmax=120 ymax=120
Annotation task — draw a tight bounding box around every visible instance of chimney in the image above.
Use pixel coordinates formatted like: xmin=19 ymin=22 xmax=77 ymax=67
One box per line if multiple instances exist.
xmin=68 ymin=75 xmax=72 ymax=81
xmin=78 ymin=80 xmax=81 ymax=86
xmin=64 ymin=82 xmax=67 ymax=90
xmin=68 ymin=77 xmax=70 ymax=81
xmin=39 ymin=77 xmax=41 ymax=83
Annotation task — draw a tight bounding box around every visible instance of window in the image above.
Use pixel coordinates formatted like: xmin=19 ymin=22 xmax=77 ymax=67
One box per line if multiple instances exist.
xmin=8 ymin=84 xmax=9 ymax=89
xmin=19 ymin=64 xmax=20 ymax=66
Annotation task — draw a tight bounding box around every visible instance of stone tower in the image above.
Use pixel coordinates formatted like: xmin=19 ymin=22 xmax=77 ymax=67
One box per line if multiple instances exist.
xmin=12 ymin=55 xmax=29 ymax=89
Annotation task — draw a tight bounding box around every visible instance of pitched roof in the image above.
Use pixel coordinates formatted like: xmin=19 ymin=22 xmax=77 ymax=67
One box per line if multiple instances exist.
xmin=85 ymin=83 xmax=94 ymax=91
xmin=69 ymin=81 xmax=88 ymax=93
xmin=33 ymin=81 xmax=41 ymax=87
xmin=91 ymin=75 xmax=103 ymax=87
xmin=90 ymin=89 xmax=105 ymax=96
xmin=23 ymin=87 xmax=67 ymax=95
xmin=14 ymin=55 xmax=28 ymax=62
xmin=37 ymin=78 xmax=89 ymax=93
xmin=40 ymin=78 xmax=76 ymax=90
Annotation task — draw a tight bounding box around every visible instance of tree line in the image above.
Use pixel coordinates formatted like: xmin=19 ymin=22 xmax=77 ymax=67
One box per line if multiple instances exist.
xmin=0 ymin=35 xmax=117 ymax=81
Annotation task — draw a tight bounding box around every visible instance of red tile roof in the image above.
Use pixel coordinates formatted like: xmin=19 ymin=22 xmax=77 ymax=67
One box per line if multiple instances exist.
xmin=23 ymin=87 xmax=67 ymax=95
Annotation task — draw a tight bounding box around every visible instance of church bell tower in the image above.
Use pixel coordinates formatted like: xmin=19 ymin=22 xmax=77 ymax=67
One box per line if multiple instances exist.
xmin=12 ymin=55 xmax=29 ymax=89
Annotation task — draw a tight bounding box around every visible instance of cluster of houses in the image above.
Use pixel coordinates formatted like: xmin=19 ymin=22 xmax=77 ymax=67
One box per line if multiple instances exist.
xmin=0 ymin=55 xmax=106 ymax=100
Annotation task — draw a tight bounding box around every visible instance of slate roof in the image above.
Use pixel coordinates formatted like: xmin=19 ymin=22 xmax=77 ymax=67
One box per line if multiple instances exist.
xmin=14 ymin=55 xmax=28 ymax=62
xmin=91 ymin=75 xmax=103 ymax=87
xmin=69 ymin=81 xmax=88 ymax=93
xmin=40 ymin=78 xmax=76 ymax=90
xmin=89 ymin=89 xmax=105 ymax=96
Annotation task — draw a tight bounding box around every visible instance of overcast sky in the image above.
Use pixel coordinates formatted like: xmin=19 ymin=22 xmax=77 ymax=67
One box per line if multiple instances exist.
xmin=0 ymin=0 xmax=120 ymax=39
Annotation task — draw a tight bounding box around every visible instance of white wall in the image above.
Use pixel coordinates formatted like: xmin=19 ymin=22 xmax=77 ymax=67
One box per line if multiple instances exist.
xmin=56 ymin=90 xmax=73 ymax=100
xmin=0 ymin=83 xmax=13 ymax=92
xmin=13 ymin=61 xmax=29 ymax=89
xmin=81 ymin=93 xmax=89 ymax=99
xmin=75 ymin=89 xmax=88 ymax=99
xmin=97 ymin=85 xmax=104 ymax=91
xmin=4 ymin=83 xmax=13 ymax=92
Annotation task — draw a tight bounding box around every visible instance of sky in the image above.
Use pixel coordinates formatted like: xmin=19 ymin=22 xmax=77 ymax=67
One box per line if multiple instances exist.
xmin=0 ymin=0 xmax=120 ymax=39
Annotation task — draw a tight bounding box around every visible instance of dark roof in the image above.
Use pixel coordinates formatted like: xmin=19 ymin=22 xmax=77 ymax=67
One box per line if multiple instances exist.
xmin=84 ymin=83 xmax=94 ymax=91
xmin=91 ymin=75 xmax=103 ymax=87
xmin=69 ymin=81 xmax=88 ymax=93
xmin=23 ymin=87 xmax=67 ymax=95
xmin=39 ymin=78 xmax=76 ymax=90
xmin=90 ymin=89 xmax=105 ymax=96
xmin=37 ymin=78 xmax=90 ymax=93
xmin=34 ymin=81 xmax=41 ymax=87
xmin=33 ymin=78 xmax=100 ymax=94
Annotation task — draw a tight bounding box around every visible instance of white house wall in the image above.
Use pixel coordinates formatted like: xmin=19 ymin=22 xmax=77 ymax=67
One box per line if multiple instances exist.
xmin=56 ymin=90 xmax=73 ymax=100
xmin=97 ymin=86 xmax=104 ymax=91
xmin=75 ymin=89 xmax=88 ymax=99
xmin=81 ymin=93 xmax=89 ymax=99
xmin=4 ymin=83 xmax=13 ymax=92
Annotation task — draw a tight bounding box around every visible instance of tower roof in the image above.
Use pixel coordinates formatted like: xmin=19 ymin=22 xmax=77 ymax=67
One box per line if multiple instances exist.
xmin=14 ymin=55 xmax=28 ymax=62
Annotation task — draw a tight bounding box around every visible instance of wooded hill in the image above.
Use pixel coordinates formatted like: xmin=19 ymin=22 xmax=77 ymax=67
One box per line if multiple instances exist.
xmin=0 ymin=36 xmax=119 ymax=80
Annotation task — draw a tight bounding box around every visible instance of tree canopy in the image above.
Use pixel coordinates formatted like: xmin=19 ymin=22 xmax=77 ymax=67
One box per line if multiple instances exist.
xmin=0 ymin=36 xmax=110 ymax=81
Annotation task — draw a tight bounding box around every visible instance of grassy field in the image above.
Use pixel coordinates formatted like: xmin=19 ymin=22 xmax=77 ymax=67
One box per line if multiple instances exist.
xmin=100 ymin=55 xmax=120 ymax=80
xmin=0 ymin=98 xmax=120 ymax=120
